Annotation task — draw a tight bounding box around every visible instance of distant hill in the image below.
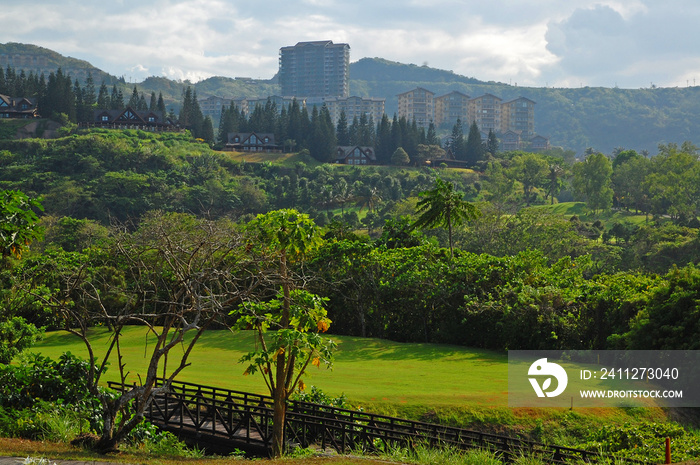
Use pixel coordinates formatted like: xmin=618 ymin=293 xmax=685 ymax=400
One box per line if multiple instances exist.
xmin=4 ymin=43 xmax=700 ymax=155
xmin=0 ymin=42 xmax=121 ymax=86
xmin=350 ymin=57 xmax=484 ymax=84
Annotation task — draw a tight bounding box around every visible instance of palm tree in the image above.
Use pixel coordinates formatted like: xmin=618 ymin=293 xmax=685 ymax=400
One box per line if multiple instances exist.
xmin=333 ymin=178 xmax=352 ymax=216
xmin=413 ymin=177 xmax=480 ymax=258
xmin=356 ymin=185 xmax=382 ymax=214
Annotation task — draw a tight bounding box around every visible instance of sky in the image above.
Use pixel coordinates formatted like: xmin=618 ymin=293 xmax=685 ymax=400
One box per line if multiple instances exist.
xmin=2 ymin=0 xmax=700 ymax=89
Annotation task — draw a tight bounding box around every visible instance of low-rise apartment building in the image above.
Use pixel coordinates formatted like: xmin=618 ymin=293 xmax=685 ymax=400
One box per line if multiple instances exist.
xmin=325 ymin=96 xmax=385 ymax=125
xmin=434 ymin=91 xmax=470 ymax=128
xmin=397 ymin=87 xmax=434 ymax=128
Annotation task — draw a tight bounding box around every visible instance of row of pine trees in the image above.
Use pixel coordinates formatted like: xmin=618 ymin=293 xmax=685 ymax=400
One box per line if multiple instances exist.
xmin=1 ymin=65 xmax=495 ymax=165
xmin=216 ymin=98 xmax=495 ymax=165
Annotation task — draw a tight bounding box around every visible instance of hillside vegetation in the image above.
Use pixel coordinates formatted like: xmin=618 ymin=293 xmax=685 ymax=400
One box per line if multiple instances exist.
xmin=1 ymin=127 xmax=700 ymax=461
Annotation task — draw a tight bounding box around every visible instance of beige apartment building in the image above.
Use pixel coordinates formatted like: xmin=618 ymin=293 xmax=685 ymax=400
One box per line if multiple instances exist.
xmin=398 ymin=87 xmax=545 ymax=150
xmin=199 ymin=96 xmax=233 ymax=120
xmin=397 ymin=87 xmax=435 ymax=128
xmin=324 ymin=96 xmax=385 ymax=125
xmin=434 ymin=91 xmax=470 ymax=127
xmin=501 ymin=97 xmax=536 ymax=137
xmin=468 ymin=93 xmax=503 ymax=133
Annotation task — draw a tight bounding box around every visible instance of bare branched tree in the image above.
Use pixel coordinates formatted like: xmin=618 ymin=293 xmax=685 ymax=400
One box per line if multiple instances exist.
xmin=31 ymin=211 xmax=255 ymax=452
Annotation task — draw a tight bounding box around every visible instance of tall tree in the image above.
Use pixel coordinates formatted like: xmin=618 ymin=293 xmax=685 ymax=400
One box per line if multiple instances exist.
xmin=448 ymin=119 xmax=466 ymax=160
xmin=572 ymin=152 xmax=614 ymax=213
xmin=513 ymin=153 xmax=549 ymax=206
xmin=28 ymin=212 xmax=253 ymax=453
xmin=110 ymin=85 xmax=123 ymax=110
xmin=413 ymin=177 xmax=480 ymax=258
xmin=156 ymin=92 xmax=166 ymax=116
xmin=179 ymin=87 xmax=205 ymax=138
xmin=148 ymin=92 xmax=157 ymax=111
xmin=336 ymin=109 xmax=350 ymax=146
xmin=233 ymin=209 xmax=334 ymax=458
xmin=426 ymin=121 xmax=440 ymax=146
xmin=486 ymin=129 xmax=499 ymax=157
xmin=465 ymin=121 xmax=485 ymax=166
xmin=201 ymin=116 xmax=215 ymax=146
xmin=309 ymin=105 xmax=336 ymax=162
xmin=127 ymin=86 xmax=140 ymax=108
xmin=97 ymin=83 xmax=110 ymax=109
xmin=375 ymin=114 xmax=393 ymax=164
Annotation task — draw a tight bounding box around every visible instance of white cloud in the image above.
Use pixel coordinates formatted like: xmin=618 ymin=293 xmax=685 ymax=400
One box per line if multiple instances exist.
xmin=1 ymin=0 xmax=700 ymax=89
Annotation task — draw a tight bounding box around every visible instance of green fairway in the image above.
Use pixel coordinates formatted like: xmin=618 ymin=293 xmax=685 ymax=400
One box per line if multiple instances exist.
xmin=532 ymin=202 xmax=650 ymax=226
xmin=27 ymin=327 xmax=508 ymax=408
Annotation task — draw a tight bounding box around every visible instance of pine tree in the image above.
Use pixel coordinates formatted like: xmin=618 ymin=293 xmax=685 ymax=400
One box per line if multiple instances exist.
xmin=97 ymin=83 xmax=110 ymax=108
xmin=179 ymin=87 xmax=193 ymax=128
xmin=179 ymin=87 xmax=205 ymax=138
xmin=110 ymin=85 xmax=123 ymax=110
xmin=217 ymin=103 xmax=242 ymax=146
xmin=202 ymin=116 xmax=215 ymax=145
xmin=263 ymin=99 xmax=277 ymax=133
xmin=157 ymin=92 xmax=166 ymax=116
xmin=42 ymin=68 xmax=76 ymax=121
xmin=276 ymin=106 xmax=289 ymax=145
xmin=486 ymin=129 xmax=499 ymax=157
xmin=375 ymin=114 xmax=393 ymax=164
xmin=336 ymin=109 xmax=349 ymax=146
xmin=449 ymin=119 xmax=466 ymax=160
xmin=390 ymin=114 xmax=402 ymax=154
xmin=149 ymin=92 xmax=157 ymax=111
xmin=127 ymin=86 xmax=140 ymax=109
xmin=287 ymin=99 xmax=303 ymax=147
xmin=348 ymin=116 xmax=359 ymax=145
xmin=137 ymin=94 xmax=148 ymax=111
xmin=73 ymin=80 xmax=83 ymax=116
xmin=426 ymin=122 xmax=439 ymax=146
xmin=358 ymin=113 xmax=372 ymax=146
xmin=465 ymin=121 xmax=485 ymax=166
xmin=308 ymin=105 xmax=336 ymax=162
xmin=84 ymin=73 xmax=96 ymax=106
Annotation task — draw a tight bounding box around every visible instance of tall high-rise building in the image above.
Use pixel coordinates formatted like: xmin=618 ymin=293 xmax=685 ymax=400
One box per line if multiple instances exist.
xmin=278 ymin=41 xmax=350 ymax=100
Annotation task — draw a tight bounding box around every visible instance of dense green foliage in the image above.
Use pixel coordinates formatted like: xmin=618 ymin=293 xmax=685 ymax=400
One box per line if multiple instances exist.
xmin=1 ymin=127 xmax=700 ymax=458
xmin=8 ymin=44 xmax=700 ymax=462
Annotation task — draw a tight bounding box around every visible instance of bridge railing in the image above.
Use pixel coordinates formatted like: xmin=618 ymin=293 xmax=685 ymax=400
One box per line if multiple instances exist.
xmin=107 ymin=379 xmax=644 ymax=464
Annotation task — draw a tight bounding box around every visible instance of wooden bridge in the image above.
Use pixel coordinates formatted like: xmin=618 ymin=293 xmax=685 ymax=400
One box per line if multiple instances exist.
xmin=108 ymin=379 xmax=636 ymax=463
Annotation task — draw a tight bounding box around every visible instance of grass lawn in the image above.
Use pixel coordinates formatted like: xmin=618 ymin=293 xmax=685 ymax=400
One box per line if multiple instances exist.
xmin=25 ymin=328 xmax=666 ymax=427
xmin=532 ymin=202 xmax=650 ymax=227
xmin=18 ymin=328 xmax=677 ymax=461
xmin=29 ymin=327 xmax=509 ymax=409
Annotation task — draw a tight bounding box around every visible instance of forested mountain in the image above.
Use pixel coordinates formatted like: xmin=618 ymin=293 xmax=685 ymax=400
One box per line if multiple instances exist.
xmin=0 ymin=42 xmax=120 ymax=87
xmin=4 ymin=42 xmax=700 ymax=155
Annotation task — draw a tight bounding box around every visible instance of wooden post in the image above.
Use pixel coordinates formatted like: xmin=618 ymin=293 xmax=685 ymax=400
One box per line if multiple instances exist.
xmin=665 ymin=437 xmax=671 ymax=464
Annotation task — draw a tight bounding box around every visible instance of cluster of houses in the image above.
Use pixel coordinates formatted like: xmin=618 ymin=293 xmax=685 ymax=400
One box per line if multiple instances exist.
xmin=0 ymin=94 xmax=39 ymax=119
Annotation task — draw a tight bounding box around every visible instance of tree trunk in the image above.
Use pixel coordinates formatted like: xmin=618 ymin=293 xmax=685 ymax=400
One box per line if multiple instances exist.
xmin=271 ymin=250 xmax=290 ymax=458
xmin=271 ymin=382 xmax=287 ymax=457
